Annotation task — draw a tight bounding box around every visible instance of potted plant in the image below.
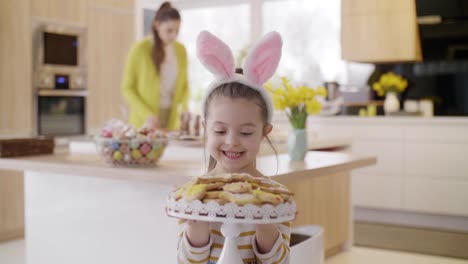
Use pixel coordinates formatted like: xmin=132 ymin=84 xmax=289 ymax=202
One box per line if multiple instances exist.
xmin=372 ymin=72 xmax=408 ymax=115
xmin=265 ymin=77 xmax=326 ymax=161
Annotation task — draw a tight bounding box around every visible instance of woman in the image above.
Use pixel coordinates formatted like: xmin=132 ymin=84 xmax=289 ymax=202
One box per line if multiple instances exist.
xmin=122 ymin=2 xmax=189 ymax=130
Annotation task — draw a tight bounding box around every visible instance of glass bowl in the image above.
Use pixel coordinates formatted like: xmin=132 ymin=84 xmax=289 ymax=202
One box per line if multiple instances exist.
xmin=95 ymin=136 xmax=168 ymax=167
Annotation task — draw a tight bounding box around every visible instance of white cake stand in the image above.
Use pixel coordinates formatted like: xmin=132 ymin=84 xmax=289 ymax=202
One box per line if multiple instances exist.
xmin=166 ymin=199 xmax=296 ymax=264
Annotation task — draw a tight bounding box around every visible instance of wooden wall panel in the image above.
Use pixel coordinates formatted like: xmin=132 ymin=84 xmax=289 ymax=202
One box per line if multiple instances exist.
xmin=32 ymin=0 xmax=87 ymax=25
xmin=86 ymin=6 xmax=134 ymax=131
xmin=89 ymin=0 xmax=135 ymax=10
xmin=0 ymin=0 xmax=33 ymax=134
xmin=0 ymin=170 xmax=25 ymax=242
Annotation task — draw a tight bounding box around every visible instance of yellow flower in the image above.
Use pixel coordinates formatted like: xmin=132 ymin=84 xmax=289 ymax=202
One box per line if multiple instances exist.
xmin=305 ymin=99 xmax=322 ymax=115
xmin=372 ymin=72 xmax=408 ymax=95
xmin=272 ymin=95 xmax=287 ymax=110
xmin=266 ymin=76 xmax=326 ymax=127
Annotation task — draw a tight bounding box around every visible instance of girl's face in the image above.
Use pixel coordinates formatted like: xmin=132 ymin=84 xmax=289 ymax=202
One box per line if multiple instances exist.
xmin=204 ymin=97 xmax=272 ymax=173
xmin=153 ymin=19 xmax=180 ymax=45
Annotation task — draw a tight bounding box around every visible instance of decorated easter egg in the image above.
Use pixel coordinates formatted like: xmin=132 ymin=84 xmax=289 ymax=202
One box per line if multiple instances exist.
xmin=131 ymin=149 xmax=142 ymax=159
xmin=113 ymin=151 xmax=123 ymax=161
xmin=119 ymin=143 xmax=130 ymax=153
xmin=101 ymin=129 xmax=113 ymax=138
xmin=139 ymin=143 xmax=152 ymax=155
xmin=130 ymin=140 xmax=140 ymax=149
xmin=110 ymin=141 xmax=120 ymax=150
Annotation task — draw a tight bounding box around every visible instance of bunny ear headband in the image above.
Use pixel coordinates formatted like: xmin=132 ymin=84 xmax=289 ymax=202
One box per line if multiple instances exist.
xmin=197 ymin=30 xmax=283 ymax=123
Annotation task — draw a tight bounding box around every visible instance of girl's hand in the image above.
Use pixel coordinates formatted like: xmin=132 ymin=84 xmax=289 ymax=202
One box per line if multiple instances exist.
xmin=186 ymin=220 xmax=210 ymax=247
xmin=255 ymin=224 xmax=279 ymax=254
xmin=144 ymin=115 xmax=160 ymax=129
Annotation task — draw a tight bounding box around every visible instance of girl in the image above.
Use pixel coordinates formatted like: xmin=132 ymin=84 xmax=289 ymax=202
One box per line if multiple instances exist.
xmin=177 ymin=31 xmax=291 ymax=264
xmin=122 ymin=2 xmax=189 ymax=130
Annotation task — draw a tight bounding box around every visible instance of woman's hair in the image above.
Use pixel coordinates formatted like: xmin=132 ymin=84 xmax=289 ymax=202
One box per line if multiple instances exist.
xmin=152 ymin=2 xmax=180 ymax=73
xmin=204 ymin=69 xmax=277 ymax=172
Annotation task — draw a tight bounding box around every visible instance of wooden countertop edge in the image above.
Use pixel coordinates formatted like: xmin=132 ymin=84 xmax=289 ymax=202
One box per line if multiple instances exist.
xmin=274 ymin=156 xmax=377 ymax=183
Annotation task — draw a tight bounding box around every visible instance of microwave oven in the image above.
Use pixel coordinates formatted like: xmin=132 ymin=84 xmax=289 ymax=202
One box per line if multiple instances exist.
xmin=33 ymin=21 xmax=87 ymax=90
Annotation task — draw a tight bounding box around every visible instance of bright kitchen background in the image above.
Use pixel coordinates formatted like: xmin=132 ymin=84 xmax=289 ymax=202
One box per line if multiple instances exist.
xmin=137 ymin=0 xmax=374 ymax=112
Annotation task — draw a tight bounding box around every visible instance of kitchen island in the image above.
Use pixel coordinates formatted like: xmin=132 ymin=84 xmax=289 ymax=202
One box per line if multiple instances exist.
xmin=0 ymin=145 xmax=375 ymax=264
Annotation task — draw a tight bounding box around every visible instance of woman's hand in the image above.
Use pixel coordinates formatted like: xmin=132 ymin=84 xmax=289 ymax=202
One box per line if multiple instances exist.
xmin=186 ymin=220 xmax=210 ymax=247
xmin=255 ymin=224 xmax=279 ymax=254
xmin=144 ymin=115 xmax=160 ymax=129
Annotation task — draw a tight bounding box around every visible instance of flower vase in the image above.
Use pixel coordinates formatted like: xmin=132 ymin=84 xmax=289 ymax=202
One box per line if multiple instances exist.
xmin=384 ymin=92 xmax=400 ymax=115
xmin=288 ymin=129 xmax=308 ymax=161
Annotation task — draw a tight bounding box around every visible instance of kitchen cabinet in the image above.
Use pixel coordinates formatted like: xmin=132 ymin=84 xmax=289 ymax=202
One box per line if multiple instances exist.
xmin=0 ymin=170 xmax=24 ymax=242
xmin=87 ymin=5 xmax=134 ymax=131
xmin=307 ymin=116 xmax=468 ymax=217
xmin=341 ymin=0 xmax=422 ymax=63
xmin=32 ymin=0 xmax=87 ymax=25
xmin=0 ymin=0 xmax=33 ymax=134
xmin=89 ymin=0 xmax=135 ymax=10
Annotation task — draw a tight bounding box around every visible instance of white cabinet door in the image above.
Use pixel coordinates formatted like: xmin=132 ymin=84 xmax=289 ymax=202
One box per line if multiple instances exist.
xmin=404 ymin=178 xmax=468 ymax=216
xmin=404 ymin=142 xmax=468 ymax=180
xmin=352 ymin=174 xmax=403 ymax=209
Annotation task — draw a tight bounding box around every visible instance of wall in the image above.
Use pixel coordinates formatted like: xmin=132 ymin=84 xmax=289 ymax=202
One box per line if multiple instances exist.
xmin=0 ymin=0 xmax=33 ymax=134
xmin=0 ymin=0 xmax=135 ymax=134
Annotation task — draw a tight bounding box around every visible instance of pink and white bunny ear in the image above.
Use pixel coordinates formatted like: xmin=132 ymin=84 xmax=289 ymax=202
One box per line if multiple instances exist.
xmin=243 ymin=31 xmax=283 ymax=85
xmin=196 ymin=30 xmax=235 ymax=79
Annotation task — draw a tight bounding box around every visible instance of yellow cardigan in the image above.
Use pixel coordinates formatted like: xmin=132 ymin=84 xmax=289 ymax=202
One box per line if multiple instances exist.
xmin=121 ymin=37 xmax=189 ymax=130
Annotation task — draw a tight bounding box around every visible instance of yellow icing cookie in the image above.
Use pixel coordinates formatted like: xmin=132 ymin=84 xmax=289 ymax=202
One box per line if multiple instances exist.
xmin=184 ymin=184 xmax=207 ymax=201
xmin=222 ymin=182 xmax=252 ymax=194
xmin=252 ymin=189 xmax=284 ymax=205
xmin=219 ymin=191 xmax=261 ymax=206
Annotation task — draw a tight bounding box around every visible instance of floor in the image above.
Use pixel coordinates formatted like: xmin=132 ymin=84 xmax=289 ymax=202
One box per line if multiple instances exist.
xmin=1 ymin=239 xmax=468 ymax=264
xmin=354 ymin=221 xmax=468 ymax=259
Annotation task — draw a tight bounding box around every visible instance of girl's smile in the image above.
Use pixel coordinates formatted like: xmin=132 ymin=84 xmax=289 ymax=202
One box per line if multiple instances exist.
xmin=204 ymin=96 xmax=271 ymax=174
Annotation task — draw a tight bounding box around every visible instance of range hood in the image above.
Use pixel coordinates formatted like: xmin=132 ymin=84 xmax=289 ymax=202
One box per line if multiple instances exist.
xmin=416 ymin=0 xmax=468 ymax=61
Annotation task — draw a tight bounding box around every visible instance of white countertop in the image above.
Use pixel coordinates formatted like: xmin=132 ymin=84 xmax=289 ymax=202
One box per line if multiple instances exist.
xmin=0 ymin=146 xmax=375 ymax=186
xmin=307 ymin=116 xmax=468 ymax=126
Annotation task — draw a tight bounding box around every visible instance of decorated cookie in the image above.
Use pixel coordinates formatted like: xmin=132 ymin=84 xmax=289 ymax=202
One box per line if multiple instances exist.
xmin=219 ymin=192 xmax=261 ymax=206
xmin=203 ymin=191 xmax=223 ymax=199
xmin=222 ymin=182 xmax=252 ymax=194
xmin=252 ymin=189 xmax=284 ymax=205
xmin=184 ymin=184 xmax=208 ymax=201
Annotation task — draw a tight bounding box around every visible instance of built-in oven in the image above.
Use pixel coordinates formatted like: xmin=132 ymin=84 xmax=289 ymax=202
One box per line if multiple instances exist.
xmin=37 ymin=89 xmax=86 ymax=136
xmin=33 ymin=20 xmax=87 ymax=135
xmin=37 ymin=90 xmax=86 ymax=136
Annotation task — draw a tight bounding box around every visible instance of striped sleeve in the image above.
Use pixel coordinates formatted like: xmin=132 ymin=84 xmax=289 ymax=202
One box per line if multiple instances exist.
xmin=252 ymin=222 xmax=291 ymax=264
xmin=177 ymin=220 xmax=213 ymax=264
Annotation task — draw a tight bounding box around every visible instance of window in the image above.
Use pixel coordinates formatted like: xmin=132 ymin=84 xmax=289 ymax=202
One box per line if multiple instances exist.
xmin=137 ymin=0 xmax=373 ymax=111
xmin=178 ymin=4 xmax=250 ymax=112
xmin=263 ymin=0 xmax=344 ymax=86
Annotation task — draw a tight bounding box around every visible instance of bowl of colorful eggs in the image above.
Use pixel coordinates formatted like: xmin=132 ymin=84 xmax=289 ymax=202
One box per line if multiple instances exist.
xmin=95 ymin=123 xmax=168 ymax=167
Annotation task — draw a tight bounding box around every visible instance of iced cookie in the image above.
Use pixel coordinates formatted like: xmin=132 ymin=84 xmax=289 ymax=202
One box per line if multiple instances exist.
xmin=252 ymin=189 xmax=284 ymax=205
xmin=219 ymin=191 xmax=261 ymax=206
xmin=172 ymin=181 xmax=194 ymax=200
xmin=205 ymin=182 xmax=224 ymax=191
xmin=196 ymin=173 xmax=262 ymax=185
xmin=222 ymin=182 xmax=252 ymax=194
xmin=184 ymin=184 xmax=208 ymax=201
xmin=203 ymin=191 xmax=223 ymax=199
xmin=258 ymin=186 xmax=294 ymax=196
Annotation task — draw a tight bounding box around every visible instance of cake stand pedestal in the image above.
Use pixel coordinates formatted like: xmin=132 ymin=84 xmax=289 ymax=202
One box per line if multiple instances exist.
xmin=166 ymin=199 xmax=296 ymax=263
